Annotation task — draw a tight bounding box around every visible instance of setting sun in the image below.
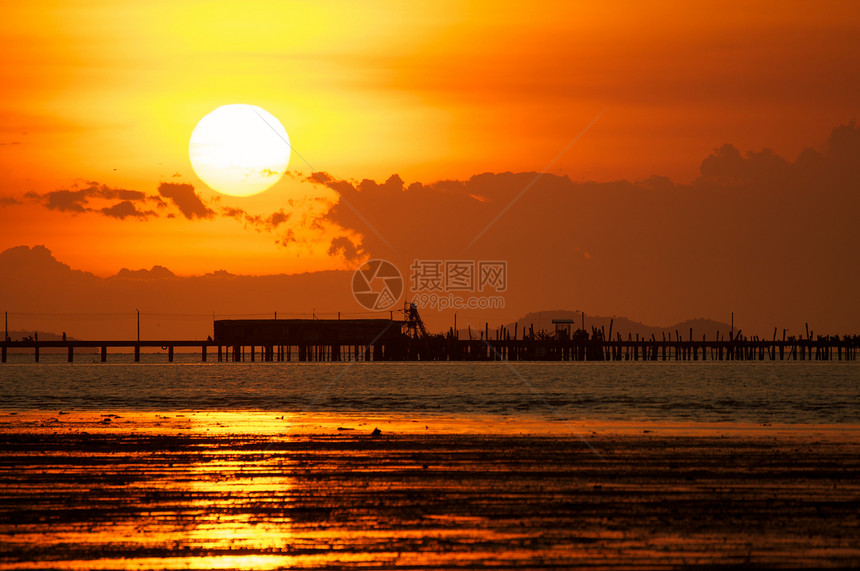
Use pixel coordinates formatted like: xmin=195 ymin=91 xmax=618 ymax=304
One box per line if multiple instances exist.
xmin=189 ymin=104 xmax=291 ymax=197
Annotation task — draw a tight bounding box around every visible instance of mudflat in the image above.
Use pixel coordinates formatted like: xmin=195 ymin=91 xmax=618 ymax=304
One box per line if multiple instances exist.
xmin=1 ymin=412 xmax=858 ymax=569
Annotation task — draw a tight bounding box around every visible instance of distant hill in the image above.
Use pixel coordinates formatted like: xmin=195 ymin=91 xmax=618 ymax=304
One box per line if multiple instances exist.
xmin=6 ymin=329 xmax=68 ymax=342
xmin=457 ymin=310 xmax=732 ymax=341
xmin=4 ymin=329 xmax=97 ymax=353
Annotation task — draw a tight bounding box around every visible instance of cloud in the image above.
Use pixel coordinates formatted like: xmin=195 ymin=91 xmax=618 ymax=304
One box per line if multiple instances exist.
xmin=0 ymin=196 xmax=21 ymax=206
xmin=699 ymin=144 xmax=790 ymax=182
xmin=269 ymin=211 xmax=289 ymax=228
xmin=219 ymin=206 xmax=290 ymax=233
xmin=100 ymin=201 xmax=156 ymax=219
xmin=157 ymin=182 xmax=215 ymax=220
xmin=113 ymin=265 xmax=176 ymax=279
xmin=221 ymin=206 xmax=246 ymax=221
xmin=22 ymin=180 xmax=298 ymax=230
xmin=27 ymin=182 xmax=152 ymax=215
xmin=307 ymin=122 xmax=860 ymax=332
xmin=34 ymin=189 xmax=90 ymax=212
xmin=80 ymin=182 xmax=147 ymax=202
xmin=327 ymin=235 xmax=363 ymax=262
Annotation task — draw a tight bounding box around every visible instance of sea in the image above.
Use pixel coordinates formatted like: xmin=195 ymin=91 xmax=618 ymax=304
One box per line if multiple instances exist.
xmin=0 ymin=356 xmax=858 ymax=426
xmin=1 ymin=358 xmax=859 ymax=569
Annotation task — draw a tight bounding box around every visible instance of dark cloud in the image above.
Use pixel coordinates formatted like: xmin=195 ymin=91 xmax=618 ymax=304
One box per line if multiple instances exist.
xmin=327 ymin=236 xmax=362 ymax=262
xmin=27 ymin=183 xmax=151 ymax=215
xmin=699 ymin=144 xmax=790 ymax=182
xmin=268 ymin=210 xmax=289 ymax=229
xmin=40 ymin=189 xmax=90 ymax=212
xmin=219 ymin=206 xmax=290 ymax=234
xmin=308 ymin=122 xmax=860 ymax=333
xmin=0 ymin=196 xmax=21 ymax=206
xmin=86 ymin=183 xmax=146 ymax=202
xmin=221 ymin=206 xmax=246 ymax=221
xmin=100 ymin=201 xmax=156 ymax=220
xmin=157 ymin=182 xmax=215 ymax=220
xmin=23 ymin=180 xmax=215 ymax=223
xmin=279 ymin=228 xmax=297 ymax=247
xmin=114 ymin=265 xmax=176 ymax=279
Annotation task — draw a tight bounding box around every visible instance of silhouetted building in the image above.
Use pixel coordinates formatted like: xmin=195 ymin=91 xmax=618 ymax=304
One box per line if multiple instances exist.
xmin=213 ymin=319 xmax=403 ymax=347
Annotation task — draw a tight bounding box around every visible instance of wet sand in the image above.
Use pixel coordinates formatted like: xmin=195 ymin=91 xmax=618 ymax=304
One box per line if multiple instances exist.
xmin=1 ymin=411 xmax=858 ymax=569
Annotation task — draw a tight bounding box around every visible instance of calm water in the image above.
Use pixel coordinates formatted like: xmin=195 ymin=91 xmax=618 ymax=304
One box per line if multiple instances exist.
xmin=1 ymin=357 xmax=857 ymax=425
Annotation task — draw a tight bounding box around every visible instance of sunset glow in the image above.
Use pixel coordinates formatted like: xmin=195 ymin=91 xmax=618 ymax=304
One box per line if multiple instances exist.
xmin=0 ymin=0 xmax=858 ymax=331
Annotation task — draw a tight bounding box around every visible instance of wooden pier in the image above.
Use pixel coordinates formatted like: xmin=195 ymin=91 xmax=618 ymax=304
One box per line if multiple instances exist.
xmin=1 ymin=334 xmax=857 ymax=363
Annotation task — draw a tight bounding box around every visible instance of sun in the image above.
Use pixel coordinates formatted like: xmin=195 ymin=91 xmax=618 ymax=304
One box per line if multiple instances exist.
xmin=189 ymin=104 xmax=291 ymax=197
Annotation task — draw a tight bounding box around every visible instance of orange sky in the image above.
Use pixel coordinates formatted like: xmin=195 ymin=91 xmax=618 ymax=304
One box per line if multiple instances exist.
xmin=1 ymin=0 xmax=859 ymax=278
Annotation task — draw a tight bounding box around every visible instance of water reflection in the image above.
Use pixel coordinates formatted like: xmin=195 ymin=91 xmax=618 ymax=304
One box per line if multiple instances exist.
xmin=1 ymin=411 xmax=858 ymax=569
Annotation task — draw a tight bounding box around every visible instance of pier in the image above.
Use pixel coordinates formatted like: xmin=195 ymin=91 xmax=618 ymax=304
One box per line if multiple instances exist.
xmin=2 ymin=333 xmax=858 ymax=363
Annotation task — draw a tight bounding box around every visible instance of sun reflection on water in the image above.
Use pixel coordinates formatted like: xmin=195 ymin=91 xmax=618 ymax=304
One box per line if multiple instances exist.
xmin=1 ymin=411 xmax=859 ymax=569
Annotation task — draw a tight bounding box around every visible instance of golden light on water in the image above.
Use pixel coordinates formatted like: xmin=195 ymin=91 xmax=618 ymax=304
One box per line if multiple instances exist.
xmin=2 ymin=411 xmax=859 ymax=569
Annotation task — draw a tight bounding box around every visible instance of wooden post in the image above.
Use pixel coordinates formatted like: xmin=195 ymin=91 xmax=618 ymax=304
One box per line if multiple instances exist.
xmin=68 ymin=346 xmax=74 ymax=363
xmin=35 ymin=345 xmax=39 ymax=363
xmin=202 ymin=345 xmax=207 ymax=362
xmin=1 ymin=345 xmax=5 ymax=363
xmin=168 ymin=346 xmax=174 ymax=363
xmin=134 ymin=345 xmax=140 ymax=362
xmin=101 ymin=346 xmax=107 ymax=363
xmin=218 ymin=345 xmax=223 ymax=362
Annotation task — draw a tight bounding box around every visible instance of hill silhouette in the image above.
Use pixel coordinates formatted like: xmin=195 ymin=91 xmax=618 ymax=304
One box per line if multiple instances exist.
xmin=455 ymin=310 xmax=731 ymax=341
xmin=504 ymin=311 xmax=730 ymax=341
